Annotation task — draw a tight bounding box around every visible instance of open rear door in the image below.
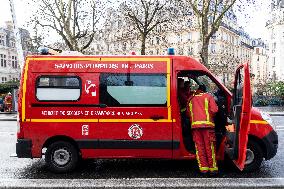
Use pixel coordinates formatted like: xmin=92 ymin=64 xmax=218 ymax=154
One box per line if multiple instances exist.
xmin=227 ymin=63 xmax=252 ymax=171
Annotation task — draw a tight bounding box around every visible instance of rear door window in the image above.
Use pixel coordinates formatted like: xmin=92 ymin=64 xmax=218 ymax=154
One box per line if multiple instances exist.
xmin=36 ymin=76 xmax=81 ymax=101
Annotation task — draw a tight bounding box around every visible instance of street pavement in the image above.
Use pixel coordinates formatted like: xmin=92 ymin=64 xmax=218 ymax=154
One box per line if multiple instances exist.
xmin=0 ymin=112 xmax=17 ymax=121
xmin=0 ymin=116 xmax=284 ymax=188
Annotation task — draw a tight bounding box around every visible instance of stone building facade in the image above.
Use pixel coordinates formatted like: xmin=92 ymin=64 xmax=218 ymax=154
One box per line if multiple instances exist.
xmin=0 ymin=21 xmax=31 ymax=83
xmin=91 ymin=7 xmax=255 ymax=86
xmin=266 ymin=0 xmax=284 ymax=81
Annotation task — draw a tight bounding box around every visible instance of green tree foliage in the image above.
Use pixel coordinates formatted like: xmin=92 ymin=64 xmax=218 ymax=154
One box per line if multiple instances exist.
xmin=0 ymin=81 xmax=19 ymax=94
xmin=269 ymin=81 xmax=284 ymax=97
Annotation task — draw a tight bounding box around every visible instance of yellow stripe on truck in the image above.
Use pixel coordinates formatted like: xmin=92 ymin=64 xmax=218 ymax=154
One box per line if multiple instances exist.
xmin=23 ymin=57 xmax=173 ymax=123
xmin=250 ymin=120 xmax=268 ymax=124
xmin=22 ymin=58 xmax=30 ymax=122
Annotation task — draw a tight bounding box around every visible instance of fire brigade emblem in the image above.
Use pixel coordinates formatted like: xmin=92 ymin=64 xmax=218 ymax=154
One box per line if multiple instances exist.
xmin=128 ymin=124 xmax=143 ymax=139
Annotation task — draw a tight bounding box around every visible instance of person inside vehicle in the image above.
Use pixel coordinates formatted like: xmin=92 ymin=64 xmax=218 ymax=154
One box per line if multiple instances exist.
xmin=178 ymin=79 xmax=195 ymax=152
xmin=179 ymin=80 xmax=192 ymax=125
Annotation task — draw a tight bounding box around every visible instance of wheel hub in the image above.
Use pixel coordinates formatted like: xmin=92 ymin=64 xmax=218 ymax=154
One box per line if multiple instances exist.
xmin=245 ymin=149 xmax=254 ymax=165
xmin=53 ymin=149 xmax=70 ymax=166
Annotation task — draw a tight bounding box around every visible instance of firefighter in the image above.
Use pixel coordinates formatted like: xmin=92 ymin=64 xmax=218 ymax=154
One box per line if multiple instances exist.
xmin=187 ymin=85 xmax=219 ymax=174
xmin=4 ymin=92 xmax=12 ymax=112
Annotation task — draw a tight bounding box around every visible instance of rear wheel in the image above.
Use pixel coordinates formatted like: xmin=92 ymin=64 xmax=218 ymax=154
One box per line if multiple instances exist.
xmin=243 ymin=140 xmax=263 ymax=172
xmin=45 ymin=141 xmax=78 ymax=173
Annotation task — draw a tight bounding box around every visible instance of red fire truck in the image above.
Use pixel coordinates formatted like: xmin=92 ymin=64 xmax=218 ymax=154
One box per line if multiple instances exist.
xmin=16 ymin=54 xmax=278 ymax=173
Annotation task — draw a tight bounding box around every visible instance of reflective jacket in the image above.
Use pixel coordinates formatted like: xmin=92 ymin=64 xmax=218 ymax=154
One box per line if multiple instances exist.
xmin=187 ymin=91 xmax=218 ymax=129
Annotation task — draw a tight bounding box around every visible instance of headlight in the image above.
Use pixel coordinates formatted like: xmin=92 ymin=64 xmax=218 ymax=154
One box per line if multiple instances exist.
xmin=260 ymin=111 xmax=274 ymax=126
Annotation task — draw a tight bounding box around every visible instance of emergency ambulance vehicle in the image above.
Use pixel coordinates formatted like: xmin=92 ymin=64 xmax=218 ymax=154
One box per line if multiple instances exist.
xmin=16 ymin=54 xmax=278 ymax=173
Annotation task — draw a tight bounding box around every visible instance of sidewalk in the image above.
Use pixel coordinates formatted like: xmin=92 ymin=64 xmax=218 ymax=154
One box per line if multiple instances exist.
xmin=267 ymin=112 xmax=284 ymax=116
xmin=0 ymin=112 xmax=17 ymax=121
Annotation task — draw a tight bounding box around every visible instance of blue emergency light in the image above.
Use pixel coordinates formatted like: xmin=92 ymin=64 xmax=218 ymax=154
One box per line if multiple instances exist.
xmin=38 ymin=47 xmax=49 ymax=55
xmin=167 ymin=48 xmax=175 ymax=55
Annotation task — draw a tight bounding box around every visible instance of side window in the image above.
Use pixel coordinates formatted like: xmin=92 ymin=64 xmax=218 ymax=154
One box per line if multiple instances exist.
xmin=36 ymin=76 xmax=81 ymax=101
xmin=189 ymin=78 xmax=199 ymax=91
xmin=100 ymin=73 xmax=167 ymax=107
xmin=195 ymin=75 xmax=219 ymax=95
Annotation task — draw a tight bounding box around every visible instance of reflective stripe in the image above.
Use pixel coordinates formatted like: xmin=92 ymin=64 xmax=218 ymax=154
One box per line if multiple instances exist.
xmin=180 ymin=108 xmax=186 ymax=112
xmin=195 ymin=144 xmax=209 ymax=171
xmin=195 ymin=144 xmax=200 ymax=166
xmin=200 ymin=167 xmax=209 ymax=171
xmin=209 ymin=167 xmax=218 ymax=171
xmin=210 ymin=142 xmax=218 ymax=171
xmin=205 ymin=98 xmax=209 ymax=121
xmin=192 ymin=121 xmax=215 ymax=126
xmin=189 ymin=102 xmax=193 ymax=121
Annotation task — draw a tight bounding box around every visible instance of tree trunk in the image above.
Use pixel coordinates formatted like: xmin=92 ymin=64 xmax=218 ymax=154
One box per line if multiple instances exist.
xmin=141 ymin=34 xmax=146 ymax=55
xmin=200 ymin=14 xmax=209 ymax=67
xmin=200 ymin=40 xmax=209 ymax=67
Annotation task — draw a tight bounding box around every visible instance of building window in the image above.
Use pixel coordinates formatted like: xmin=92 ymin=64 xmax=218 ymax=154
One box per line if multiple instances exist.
xmin=273 ymin=57 xmax=276 ymax=67
xmin=188 ymin=46 xmax=193 ymax=55
xmin=11 ymin=56 xmax=17 ymax=68
xmin=156 ymin=49 xmax=159 ymax=54
xmin=187 ymin=20 xmax=192 ymax=27
xmin=272 ymin=42 xmax=276 ymax=53
xmin=36 ymin=76 xmax=81 ymax=101
xmin=1 ymin=77 xmax=7 ymax=83
xmin=0 ymin=35 xmax=5 ymax=46
xmin=156 ymin=37 xmax=160 ymax=45
xmin=100 ymin=73 xmax=167 ymax=107
xmin=256 ymin=48 xmax=259 ymax=54
xmin=211 ymin=44 xmax=216 ymax=53
xmin=177 ymin=34 xmax=182 ymax=42
xmin=122 ymin=42 xmax=127 ymax=51
xmin=0 ymin=54 xmax=7 ymax=67
xmin=188 ymin=32 xmax=192 ymax=41
xmin=11 ymin=41 xmax=15 ymax=48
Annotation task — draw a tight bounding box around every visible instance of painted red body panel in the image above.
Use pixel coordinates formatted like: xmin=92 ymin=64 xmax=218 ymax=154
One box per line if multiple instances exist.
xmin=249 ymin=108 xmax=273 ymax=138
xmin=17 ymin=55 xmax=275 ymax=164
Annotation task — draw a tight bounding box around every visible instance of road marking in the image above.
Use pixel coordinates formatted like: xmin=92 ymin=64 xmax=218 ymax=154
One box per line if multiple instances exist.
xmin=0 ymin=178 xmax=284 ymax=188
xmin=0 ymin=132 xmax=15 ymax=136
xmin=276 ymin=125 xmax=284 ymax=131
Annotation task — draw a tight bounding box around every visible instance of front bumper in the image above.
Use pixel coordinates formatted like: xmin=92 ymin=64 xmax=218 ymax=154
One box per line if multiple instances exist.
xmin=16 ymin=139 xmax=32 ymax=158
xmin=263 ymin=130 xmax=278 ymax=160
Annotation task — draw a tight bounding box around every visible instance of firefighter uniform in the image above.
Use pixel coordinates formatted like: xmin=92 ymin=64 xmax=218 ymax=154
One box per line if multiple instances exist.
xmin=4 ymin=93 xmax=12 ymax=112
xmin=187 ymin=90 xmax=218 ymax=173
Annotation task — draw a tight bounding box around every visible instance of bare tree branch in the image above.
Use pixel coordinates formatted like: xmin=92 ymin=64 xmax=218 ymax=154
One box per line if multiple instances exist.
xmin=29 ymin=0 xmax=107 ymax=53
xmin=122 ymin=0 xmax=176 ymax=55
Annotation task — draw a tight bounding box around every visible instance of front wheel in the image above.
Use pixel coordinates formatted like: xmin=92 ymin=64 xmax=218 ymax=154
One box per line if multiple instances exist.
xmin=243 ymin=140 xmax=263 ymax=172
xmin=45 ymin=141 xmax=79 ymax=173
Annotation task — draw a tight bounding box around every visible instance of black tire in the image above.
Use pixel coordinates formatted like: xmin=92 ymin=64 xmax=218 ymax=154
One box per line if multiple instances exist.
xmin=243 ymin=140 xmax=263 ymax=172
xmin=45 ymin=141 xmax=78 ymax=173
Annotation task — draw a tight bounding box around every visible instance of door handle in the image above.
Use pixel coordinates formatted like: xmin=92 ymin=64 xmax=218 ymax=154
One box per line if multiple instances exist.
xmin=150 ymin=115 xmax=164 ymax=121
